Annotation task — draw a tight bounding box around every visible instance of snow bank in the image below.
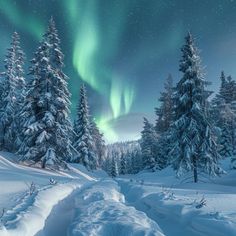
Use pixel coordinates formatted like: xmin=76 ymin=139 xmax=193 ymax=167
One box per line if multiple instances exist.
xmin=0 ymin=182 xmax=79 ymax=236
xmin=0 ymin=153 xmax=96 ymax=236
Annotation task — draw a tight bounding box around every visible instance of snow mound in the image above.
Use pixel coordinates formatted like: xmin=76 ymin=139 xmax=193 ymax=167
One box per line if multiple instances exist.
xmin=0 ymin=152 xmax=96 ymax=236
xmin=0 ymin=182 xmax=79 ymax=236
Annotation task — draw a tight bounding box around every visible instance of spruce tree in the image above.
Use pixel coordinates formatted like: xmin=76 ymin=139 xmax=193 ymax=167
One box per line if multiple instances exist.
xmin=210 ymin=72 xmax=236 ymax=163
xmin=131 ymin=151 xmax=141 ymax=174
xmin=154 ymin=74 xmax=175 ymax=170
xmin=214 ymin=72 xmax=236 ymax=105
xmin=0 ymin=32 xmax=25 ymax=151
xmin=110 ymin=154 xmax=118 ymax=177
xmin=155 ymin=132 xmax=171 ymax=170
xmin=155 ymin=74 xmax=174 ymax=134
xmin=140 ymin=118 xmax=157 ymax=171
xmin=90 ymin=120 xmax=105 ymax=168
xmin=226 ymin=76 xmax=236 ymax=103
xmin=72 ymin=84 xmax=97 ymax=170
xmin=135 ymin=145 xmax=144 ymax=172
xmin=210 ymin=72 xmax=224 ymax=128
xmin=219 ymin=72 xmax=227 ymax=99
xmin=119 ymin=151 xmax=127 ymax=175
xmin=126 ymin=153 xmax=133 ymax=174
xmin=18 ymin=18 xmax=72 ymax=168
xmin=230 ymin=101 xmax=236 ymax=166
xmin=219 ymin=123 xmax=233 ymax=158
xmin=219 ymin=102 xmax=235 ymax=156
xmin=169 ymin=32 xmax=221 ymax=182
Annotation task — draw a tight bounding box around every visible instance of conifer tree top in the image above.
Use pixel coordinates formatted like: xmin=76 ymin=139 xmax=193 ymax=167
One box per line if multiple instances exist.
xmin=179 ymin=32 xmax=202 ymax=77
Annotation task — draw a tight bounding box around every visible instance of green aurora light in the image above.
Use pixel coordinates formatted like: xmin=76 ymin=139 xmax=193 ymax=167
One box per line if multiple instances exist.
xmin=0 ymin=1 xmax=44 ymax=39
xmin=1 ymin=0 xmax=234 ymax=142
xmin=66 ymin=0 xmax=136 ymax=142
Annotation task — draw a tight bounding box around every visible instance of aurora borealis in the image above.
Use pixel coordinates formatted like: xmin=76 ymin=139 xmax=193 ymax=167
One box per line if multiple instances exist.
xmin=0 ymin=0 xmax=236 ymax=142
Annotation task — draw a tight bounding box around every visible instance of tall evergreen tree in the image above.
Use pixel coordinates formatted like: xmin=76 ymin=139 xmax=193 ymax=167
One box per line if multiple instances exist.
xmin=0 ymin=32 xmax=25 ymax=151
xmin=155 ymin=74 xmax=174 ymax=134
xmin=210 ymin=71 xmax=236 ymax=165
xmin=119 ymin=151 xmax=127 ymax=175
xmin=110 ymin=153 xmax=118 ymax=177
xmin=72 ymin=84 xmax=97 ymax=170
xmin=18 ymin=18 xmax=72 ymax=168
xmin=213 ymin=72 xmax=236 ymax=105
xmin=130 ymin=150 xmax=141 ymax=174
xmin=154 ymin=74 xmax=174 ymax=170
xmin=90 ymin=120 xmax=105 ymax=168
xmin=218 ymin=71 xmax=228 ymax=102
xmin=155 ymin=132 xmax=171 ymax=170
xmin=226 ymin=76 xmax=236 ymax=103
xmin=219 ymin=102 xmax=235 ymax=157
xmin=169 ymin=33 xmax=221 ymax=182
xmin=140 ymin=118 xmax=157 ymax=171
xmin=210 ymin=72 xmax=225 ymax=128
xmin=219 ymin=122 xmax=233 ymax=158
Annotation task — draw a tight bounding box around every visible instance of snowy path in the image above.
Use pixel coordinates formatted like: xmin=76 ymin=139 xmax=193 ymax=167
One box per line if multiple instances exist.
xmin=36 ymin=181 xmax=95 ymax=236
xmin=37 ymin=178 xmax=164 ymax=236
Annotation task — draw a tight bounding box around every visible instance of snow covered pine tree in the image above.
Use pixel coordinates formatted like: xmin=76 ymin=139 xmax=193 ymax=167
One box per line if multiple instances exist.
xmin=110 ymin=153 xmax=119 ymax=177
xmin=154 ymin=74 xmax=175 ymax=170
xmin=119 ymin=151 xmax=127 ymax=175
xmin=72 ymin=84 xmax=98 ymax=170
xmin=18 ymin=18 xmax=72 ymax=168
xmin=0 ymin=32 xmax=25 ymax=151
xmin=219 ymin=121 xmax=233 ymax=158
xmin=141 ymin=117 xmax=157 ymax=171
xmin=90 ymin=120 xmax=105 ymax=167
xmin=169 ymin=32 xmax=222 ymax=182
xmin=210 ymin=71 xmax=236 ymax=164
xmin=155 ymin=74 xmax=174 ymax=134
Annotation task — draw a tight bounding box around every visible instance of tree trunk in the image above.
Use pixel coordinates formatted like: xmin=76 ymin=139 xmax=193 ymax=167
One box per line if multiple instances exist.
xmin=2 ymin=125 xmax=6 ymax=151
xmin=193 ymin=155 xmax=198 ymax=183
xmin=41 ymin=159 xmax=46 ymax=169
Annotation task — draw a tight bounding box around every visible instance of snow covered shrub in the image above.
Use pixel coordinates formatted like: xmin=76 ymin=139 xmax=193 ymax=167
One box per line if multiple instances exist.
xmin=27 ymin=181 xmax=37 ymax=196
xmin=195 ymin=196 xmax=207 ymax=209
xmin=49 ymin=178 xmax=57 ymax=185
xmin=0 ymin=208 xmax=5 ymax=224
xmin=161 ymin=186 xmax=175 ymax=200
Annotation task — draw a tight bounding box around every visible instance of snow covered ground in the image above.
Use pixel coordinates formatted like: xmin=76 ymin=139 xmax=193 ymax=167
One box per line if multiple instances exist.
xmin=0 ymin=152 xmax=236 ymax=236
xmin=117 ymin=161 xmax=236 ymax=236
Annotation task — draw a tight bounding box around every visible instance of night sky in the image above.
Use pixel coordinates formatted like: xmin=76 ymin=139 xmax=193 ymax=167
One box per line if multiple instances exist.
xmin=0 ymin=0 xmax=236 ymax=142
